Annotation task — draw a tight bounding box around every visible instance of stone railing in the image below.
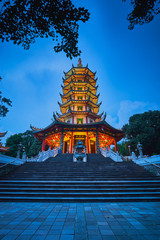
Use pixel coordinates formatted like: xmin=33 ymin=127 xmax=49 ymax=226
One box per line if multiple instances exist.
xmin=0 ymin=148 xmax=58 ymax=168
xmin=132 ymin=153 xmax=160 ymax=166
xmin=100 ymin=148 xmax=123 ymax=162
xmin=27 ymin=148 xmax=58 ymax=162
xmin=0 ymin=154 xmax=25 ymax=167
xmin=132 ymin=153 xmax=160 ymax=176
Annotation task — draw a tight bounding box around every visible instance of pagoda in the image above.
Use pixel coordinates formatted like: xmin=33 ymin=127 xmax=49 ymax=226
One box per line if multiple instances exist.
xmin=31 ymin=59 xmax=123 ymax=153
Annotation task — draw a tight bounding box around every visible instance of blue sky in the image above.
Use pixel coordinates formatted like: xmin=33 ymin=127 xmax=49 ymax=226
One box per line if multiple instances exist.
xmin=1 ymin=0 xmax=160 ymax=143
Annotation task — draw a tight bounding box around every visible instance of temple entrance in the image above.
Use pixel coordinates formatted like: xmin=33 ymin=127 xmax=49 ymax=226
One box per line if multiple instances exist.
xmin=90 ymin=140 xmax=96 ymax=153
xmin=64 ymin=141 xmax=70 ymax=153
xmin=74 ymin=135 xmax=86 ymax=148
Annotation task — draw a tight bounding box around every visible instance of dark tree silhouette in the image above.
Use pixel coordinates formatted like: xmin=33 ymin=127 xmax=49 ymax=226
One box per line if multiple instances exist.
xmin=5 ymin=130 xmax=42 ymax=157
xmin=122 ymin=110 xmax=160 ymax=156
xmin=123 ymin=0 xmax=160 ymax=29
xmin=0 ymin=0 xmax=90 ymax=58
xmin=0 ymin=77 xmax=12 ymax=119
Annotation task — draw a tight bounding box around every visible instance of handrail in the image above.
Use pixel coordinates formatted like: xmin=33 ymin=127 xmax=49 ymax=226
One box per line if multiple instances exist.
xmin=0 ymin=158 xmax=25 ymax=169
xmin=27 ymin=148 xmax=58 ymax=162
xmin=142 ymin=158 xmax=160 ymax=169
xmin=0 ymin=159 xmax=19 ymax=169
xmin=100 ymin=148 xmax=123 ymax=162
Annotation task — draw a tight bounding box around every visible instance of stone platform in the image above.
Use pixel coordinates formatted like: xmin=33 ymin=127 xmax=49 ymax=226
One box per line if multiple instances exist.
xmin=0 ymin=202 xmax=160 ymax=240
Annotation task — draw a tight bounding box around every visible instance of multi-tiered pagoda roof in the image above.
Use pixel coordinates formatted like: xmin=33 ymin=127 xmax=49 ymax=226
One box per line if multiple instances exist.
xmin=31 ymin=59 xmax=123 ymax=153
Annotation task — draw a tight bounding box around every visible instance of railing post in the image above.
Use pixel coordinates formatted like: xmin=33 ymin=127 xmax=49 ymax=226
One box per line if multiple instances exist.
xmin=132 ymin=152 xmax=136 ymax=162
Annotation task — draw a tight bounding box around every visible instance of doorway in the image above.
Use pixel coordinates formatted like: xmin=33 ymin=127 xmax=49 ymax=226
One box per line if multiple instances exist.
xmin=90 ymin=140 xmax=96 ymax=153
xmin=64 ymin=141 xmax=70 ymax=153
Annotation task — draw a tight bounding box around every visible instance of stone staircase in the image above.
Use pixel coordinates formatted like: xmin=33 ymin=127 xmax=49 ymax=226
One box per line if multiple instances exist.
xmin=0 ymin=153 xmax=160 ymax=202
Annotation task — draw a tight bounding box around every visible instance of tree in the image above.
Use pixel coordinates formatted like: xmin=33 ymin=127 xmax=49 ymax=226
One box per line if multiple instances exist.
xmin=123 ymin=0 xmax=160 ymax=29
xmin=112 ymin=142 xmax=130 ymax=156
xmin=0 ymin=77 xmax=12 ymax=119
xmin=5 ymin=130 xmax=42 ymax=157
xmin=122 ymin=110 xmax=160 ymax=156
xmin=0 ymin=0 xmax=90 ymax=59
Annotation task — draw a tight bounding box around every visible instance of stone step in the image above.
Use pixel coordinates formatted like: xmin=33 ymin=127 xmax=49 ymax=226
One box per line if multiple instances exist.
xmin=0 ymin=154 xmax=160 ymax=202
xmin=1 ymin=196 xmax=160 ymax=202
xmin=1 ymin=191 xmax=160 ymax=197
xmin=0 ymin=178 xmax=156 ymax=181
xmin=0 ymin=187 xmax=160 ymax=192
xmin=0 ymin=185 xmax=160 ymax=190
xmin=1 ymin=179 xmax=160 ymax=183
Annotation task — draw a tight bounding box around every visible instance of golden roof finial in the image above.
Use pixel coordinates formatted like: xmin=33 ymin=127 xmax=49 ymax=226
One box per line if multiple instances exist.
xmin=77 ymin=58 xmax=82 ymax=67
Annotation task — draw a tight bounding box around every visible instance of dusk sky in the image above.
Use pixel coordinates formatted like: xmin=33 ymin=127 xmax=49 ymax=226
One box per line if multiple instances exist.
xmin=1 ymin=0 xmax=160 ymax=143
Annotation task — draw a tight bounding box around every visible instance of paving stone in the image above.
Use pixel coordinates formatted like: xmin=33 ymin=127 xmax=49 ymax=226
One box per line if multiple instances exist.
xmin=74 ymin=234 xmax=87 ymax=240
xmin=0 ymin=202 xmax=160 ymax=240
xmin=88 ymin=235 xmax=102 ymax=240
xmin=1 ymin=234 xmax=18 ymax=240
xmin=45 ymin=235 xmax=60 ymax=240
xmin=17 ymin=234 xmax=33 ymax=240
xmin=102 ymin=235 xmax=117 ymax=240
xmin=60 ymin=235 xmax=74 ymax=240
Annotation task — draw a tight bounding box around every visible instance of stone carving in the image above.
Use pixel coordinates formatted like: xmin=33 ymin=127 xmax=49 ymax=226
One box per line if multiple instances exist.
xmin=137 ymin=142 xmax=143 ymax=158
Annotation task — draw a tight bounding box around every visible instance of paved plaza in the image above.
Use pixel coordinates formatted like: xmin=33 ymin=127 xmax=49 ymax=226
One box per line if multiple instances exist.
xmin=0 ymin=202 xmax=160 ymax=240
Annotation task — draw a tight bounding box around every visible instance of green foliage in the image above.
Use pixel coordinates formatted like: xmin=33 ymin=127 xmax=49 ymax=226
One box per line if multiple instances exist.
xmin=122 ymin=110 xmax=160 ymax=156
xmin=0 ymin=77 xmax=12 ymax=119
xmin=123 ymin=0 xmax=160 ymax=29
xmin=5 ymin=130 xmax=42 ymax=158
xmin=0 ymin=0 xmax=90 ymax=58
xmin=112 ymin=142 xmax=130 ymax=156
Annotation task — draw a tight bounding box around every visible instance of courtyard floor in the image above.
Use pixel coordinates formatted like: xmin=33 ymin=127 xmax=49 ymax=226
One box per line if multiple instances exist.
xmin=0 ymin=202 xmax=160 ymax=240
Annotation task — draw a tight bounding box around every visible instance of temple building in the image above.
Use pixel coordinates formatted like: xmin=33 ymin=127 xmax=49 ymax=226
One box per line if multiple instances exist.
xmin=31 ymin=59 xmax=123 ymax=153
xmin=0 ymin=132 xmax=9 ymax=152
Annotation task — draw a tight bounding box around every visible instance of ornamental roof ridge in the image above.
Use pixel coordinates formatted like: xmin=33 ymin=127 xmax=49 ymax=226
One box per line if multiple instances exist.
xmin=32 ymin=119 xmax=123 ymax=136
xmin=61 ymin=88 xmax=99 ymax=98
xmin=63 ymin=63 xmax=96 ymax=77
xmin=63 ymin=72 xmax=97 ymax=82
xmin=30 ymin=124 xmax=42 ymax=131
xmin=0 ymin=131 xmax=8 ymax=137
xmin=57 ymin=110 xmax=102 ymax=118
xmin=0 ymin=145 xmax=10 ymax=151
xmin=59 ymin=99 xmax=100 ymax=108
xmin=98 ymin=101 xmax=102 ymax=107
xmin=56 ymin=111 xmax=61 ymax=117
xmin=58 ymin=101 xmax=62 ymax=107
xmin=62 ymin=79 xmax=97 ymax=89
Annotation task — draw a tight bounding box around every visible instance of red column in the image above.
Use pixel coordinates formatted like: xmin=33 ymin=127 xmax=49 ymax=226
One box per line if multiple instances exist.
xmin=108 ymin=145 xmax=110 ymax=151
xmin=70 ymin=132 xmax=73 ymax=153
xmin=114 ymin=140 xmax=117 ymax=152
xmin=42 ymin=139 xmax=46 ymax=151
xmin=72 ymin=116 xmax=74 ymax=124
xmin=50 ymin=146 xmax=51 ymax=150
xmin=87 ymin=132 xmax=89 ymax=153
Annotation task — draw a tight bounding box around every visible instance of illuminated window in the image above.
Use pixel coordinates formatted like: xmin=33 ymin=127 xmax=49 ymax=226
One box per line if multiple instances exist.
xmin=77 ymin=118 xmax=83 ymax=124
xmin=78 ymin=96 xmax=82 ymax=100
xmin=78 ymin=106 xmax=83 ymax=111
